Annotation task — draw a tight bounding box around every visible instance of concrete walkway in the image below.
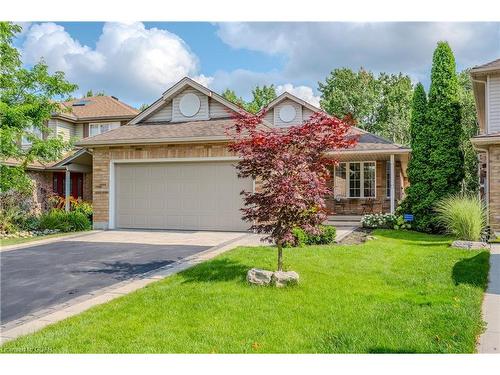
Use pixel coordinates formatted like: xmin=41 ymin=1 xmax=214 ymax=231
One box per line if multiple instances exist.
xmin=477 ymin=243 xmax=500 ymax=353
xmin=0 ymin=232 xmax=264 ymax=345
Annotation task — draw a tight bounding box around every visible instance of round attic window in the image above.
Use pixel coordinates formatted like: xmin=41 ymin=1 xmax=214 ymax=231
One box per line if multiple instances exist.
xmin=179 ymin=93 xmax=201 ymax=117
xmin=279 ymin=104 xmax=297 ymax=123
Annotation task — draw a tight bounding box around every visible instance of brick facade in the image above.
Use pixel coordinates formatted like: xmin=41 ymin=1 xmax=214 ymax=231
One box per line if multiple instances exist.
xmin=91 ymin=143 xmax=409 ymax=229
xmin=489 ymin=145 xmax=500 ymax=233
xmin=92 ymin=143 xmax=232 ymax=229
xmin=27 ymin=171 xmax=53 ymax=214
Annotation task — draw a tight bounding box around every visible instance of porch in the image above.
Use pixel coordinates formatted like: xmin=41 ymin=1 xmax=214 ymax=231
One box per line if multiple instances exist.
xmin=325 ymin=151 xmax=409 ymax=216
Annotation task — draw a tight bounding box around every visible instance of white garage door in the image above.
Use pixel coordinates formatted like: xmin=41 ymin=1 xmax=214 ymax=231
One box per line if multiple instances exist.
xmin=115 ymin=161 xmax=252 ymax=231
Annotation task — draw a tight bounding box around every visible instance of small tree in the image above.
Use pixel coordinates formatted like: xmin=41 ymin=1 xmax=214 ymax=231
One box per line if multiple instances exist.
xmin=228 ymin=111 xmax=357 ymax=271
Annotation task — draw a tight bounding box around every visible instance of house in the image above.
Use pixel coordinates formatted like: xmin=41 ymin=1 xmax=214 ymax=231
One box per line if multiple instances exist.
xmin=470 ymin=58 xmax=500 ymax=236
xmin=77 ymin=77 xmax=410 ymax=231
xmin=2 ymin=96 xmax=139 ymax=212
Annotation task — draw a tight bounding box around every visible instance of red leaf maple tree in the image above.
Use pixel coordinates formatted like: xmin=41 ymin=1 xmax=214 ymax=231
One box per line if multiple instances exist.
xmin=228 ymin=110 xmax=358 ymax=271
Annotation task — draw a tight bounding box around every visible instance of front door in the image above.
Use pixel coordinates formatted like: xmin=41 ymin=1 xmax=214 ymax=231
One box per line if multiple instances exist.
xmin=53 ymin=172 xmax=83 ymax=199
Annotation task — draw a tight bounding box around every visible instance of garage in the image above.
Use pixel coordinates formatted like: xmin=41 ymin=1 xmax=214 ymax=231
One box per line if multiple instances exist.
xmin=115 ymin=161 xmax=252 ymax=231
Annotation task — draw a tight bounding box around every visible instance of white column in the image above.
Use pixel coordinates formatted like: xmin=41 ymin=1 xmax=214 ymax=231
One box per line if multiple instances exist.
xmin=390 ymin=154 xmax=395 ymax=214
xmin=65 ymin=168 xmax=71 ymax=212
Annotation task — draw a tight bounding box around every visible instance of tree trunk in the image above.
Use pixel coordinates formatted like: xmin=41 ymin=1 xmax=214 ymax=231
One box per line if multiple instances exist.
xmin=277 ymin=242 xmax=283 ymax=271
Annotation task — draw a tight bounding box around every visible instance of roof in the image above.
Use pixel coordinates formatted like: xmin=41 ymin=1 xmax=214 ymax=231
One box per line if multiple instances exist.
xmin=77 ymin=119 xmax=240 ymax=146
xmin=130 ymin=77 xmax=249 ymax=125
xmin=260 ymin=91 xmax=323 ymax=115
xmin=471 ymin=58 xmax=500 ymax=74
xmin=1 ymin=150 xmax=81 ymax=170
xmin=347 ymin=127 xmax=410 ymax=152
xmin=77 ymin=117 xmax=410 ymax=153
xmin=57 ymin=96 xmax=139 ymax=121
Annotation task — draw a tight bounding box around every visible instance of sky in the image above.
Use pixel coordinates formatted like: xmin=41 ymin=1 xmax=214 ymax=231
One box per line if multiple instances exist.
xmin=14 ymin=22 xmax=500 ymax=108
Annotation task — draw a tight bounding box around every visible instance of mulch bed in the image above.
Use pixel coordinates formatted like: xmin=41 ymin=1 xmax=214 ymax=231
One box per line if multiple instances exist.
xmin=338 ymin=228 xmax=373 ymax=245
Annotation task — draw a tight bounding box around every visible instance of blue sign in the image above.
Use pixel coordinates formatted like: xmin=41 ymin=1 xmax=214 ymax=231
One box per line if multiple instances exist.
xmin=403 ymin=214 xmax=414 ymax=222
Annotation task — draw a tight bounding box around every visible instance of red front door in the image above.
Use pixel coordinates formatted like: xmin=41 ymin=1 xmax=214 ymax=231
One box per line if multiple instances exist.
xmin=53 ymin=172 xmax=83 ymax=199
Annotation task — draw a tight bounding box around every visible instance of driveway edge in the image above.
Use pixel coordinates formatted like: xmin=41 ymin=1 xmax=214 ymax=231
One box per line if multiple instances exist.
xmin=0 ymin=230 xmax=102 ymax=252
xmin=0 ymin=233 xmax=263 ymax=345
xmin=477 ymin=244 xmax=500 ymax=353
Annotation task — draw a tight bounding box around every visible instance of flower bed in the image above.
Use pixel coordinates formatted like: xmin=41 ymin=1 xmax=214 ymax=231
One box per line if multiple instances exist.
xmin=1 ymin=229 xmax=60 ymax=240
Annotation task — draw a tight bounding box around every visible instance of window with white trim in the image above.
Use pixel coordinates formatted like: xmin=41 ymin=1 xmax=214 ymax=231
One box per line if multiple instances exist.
xmin=89 ymin=122 xmax=120 ymax=137
xmin=21 ymin=125 xmax=43 ymax=146
xmin=334 ymin=161 xmax=376 ymax=198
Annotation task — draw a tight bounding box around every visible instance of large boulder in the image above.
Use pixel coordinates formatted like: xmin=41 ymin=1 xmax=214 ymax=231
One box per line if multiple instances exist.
xmin=247 ymin=268 xmax=274 ymax=286
xmin=451 ymin=240 xmax=490 ymax=250
xmin=272 ymin=271 xmax=299 ymax=288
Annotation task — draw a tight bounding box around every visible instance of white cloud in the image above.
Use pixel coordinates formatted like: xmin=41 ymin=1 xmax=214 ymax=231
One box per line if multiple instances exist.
xmin=276 ymin=84 xmax=320 ymax=107
xmin=217 ymin=22 xmax=500 ymax=85
xmin=21 ymin=22 xmax=207 ymax=105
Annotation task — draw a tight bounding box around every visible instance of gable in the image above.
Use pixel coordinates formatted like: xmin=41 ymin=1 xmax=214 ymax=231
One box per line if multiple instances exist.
xmin=135 ymin=78 xmax=240 ymax=125
xmin=265 ymin=96 xmax=319 ymax=127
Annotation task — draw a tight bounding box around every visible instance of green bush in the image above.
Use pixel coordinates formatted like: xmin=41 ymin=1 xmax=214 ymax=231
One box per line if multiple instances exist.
xmin=361 ymin=213 xmax=396 ymax=228
xmin=72 ymin=200 xmax=93 ymax=221
xmin=393 ymin=215 xmax=411 ymax=230
xmin=39 ymin=209 xmax=91 ymax=232
xmin=289 ymin=225 xmax=337 ymax=247
xmin=435 ymin=193 xmax=486 ymax=241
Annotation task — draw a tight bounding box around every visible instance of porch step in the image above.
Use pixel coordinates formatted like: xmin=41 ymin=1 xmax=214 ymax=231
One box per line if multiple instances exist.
xmin=325 ymin=215 xmax=362 ymax=227
xmin=324 ymin=221 xmax=361 ymax=227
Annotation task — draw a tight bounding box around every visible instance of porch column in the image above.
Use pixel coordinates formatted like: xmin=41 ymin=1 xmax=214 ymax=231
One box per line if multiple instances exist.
xmin=390 ymin=154 xmax=395 ymax=214
xmin=65 ymin=168 xmax=71 ymax=212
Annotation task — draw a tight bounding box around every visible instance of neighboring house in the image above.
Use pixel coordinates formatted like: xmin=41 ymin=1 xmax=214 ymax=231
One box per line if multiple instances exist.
xmin=2 ymin=96 xmax=139 ymax=212
xmin=471 ymin=58 xmax=500 ymax=236
xmin=77 ymin=77 xmax=410 ymax=231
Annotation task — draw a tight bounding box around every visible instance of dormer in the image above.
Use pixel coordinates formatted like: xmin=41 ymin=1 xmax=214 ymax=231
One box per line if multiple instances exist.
xmin=471 ymin=58 xmax=500 ymax=135
xmin=262 ymin=92 xmax=320 ymax=127
xmin=130 ymin=77 xmax=244 ymax=125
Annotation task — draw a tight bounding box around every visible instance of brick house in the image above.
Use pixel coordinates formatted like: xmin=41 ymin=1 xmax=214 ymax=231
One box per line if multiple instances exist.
xmin=76 ymin=77 xmax=410 ymax=231
xmin=2 ymin=96 xmax=138 ymax=213
xmin=470 ymin=58 xmax=500 ymax=236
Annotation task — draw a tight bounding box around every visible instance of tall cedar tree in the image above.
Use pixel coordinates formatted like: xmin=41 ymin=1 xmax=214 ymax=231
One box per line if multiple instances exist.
xmin=458 ymin=69 xmax=479 ymax=194
xmin=400 ymin=83 xmax=434 ymax=231
xmin=228 ymin=111 xmax=357 ymax=271
xmin=426 ymin=41 xmax=464 ymax=232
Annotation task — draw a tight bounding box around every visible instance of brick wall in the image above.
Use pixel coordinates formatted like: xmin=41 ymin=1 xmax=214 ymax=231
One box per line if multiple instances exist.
xmin=92 ymin=143 xmax=233 ymax=229
xmin=83 ymin=172 xmax=92 ymax=201
xmin=489 ymin=145 xmax=500 ymax=234
xmin=27 ymin=170 xmax=53 ymax=214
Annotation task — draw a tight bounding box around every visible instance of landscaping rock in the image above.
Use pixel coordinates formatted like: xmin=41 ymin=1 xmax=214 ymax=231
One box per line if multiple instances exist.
xmin=272 ymin=271 xmax=299 ymax=287
xmin=247 ymin=268 xmax=274 ymax=285
xmin=451 ymin=240 xmax=490 ymax=250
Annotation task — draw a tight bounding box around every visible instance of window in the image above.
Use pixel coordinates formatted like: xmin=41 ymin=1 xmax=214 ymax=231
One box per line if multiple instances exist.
xmin=89 ymin=122 xmax=120 ymax=137
xmin=334 ymin=162 xmax=376 ymax=198
xmin=21 ymin=125 xmax=43 ymax=146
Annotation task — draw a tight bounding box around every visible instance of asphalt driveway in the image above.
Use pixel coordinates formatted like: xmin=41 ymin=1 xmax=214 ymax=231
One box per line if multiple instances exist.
xmin=0 ymin=230 xmax=245 ymax=325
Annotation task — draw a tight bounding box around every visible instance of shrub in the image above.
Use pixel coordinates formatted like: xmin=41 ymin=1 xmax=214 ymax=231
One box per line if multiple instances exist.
xmin=361 ymin=213 xmax=396 ymax=229
xmin=289 ymin=225 xmax=337 ymax=247
xmin=39 ymin=209 xmax=91 ymax=232
xmin=72 ymin=200 xmax=93 ymax=221
xmin=308 ymin=225 xmax=337 ymax=245
xmin=393 ymin=215 xmax=411 ymax=230
xmin=435 ymin=193 xmax=486 ymax=241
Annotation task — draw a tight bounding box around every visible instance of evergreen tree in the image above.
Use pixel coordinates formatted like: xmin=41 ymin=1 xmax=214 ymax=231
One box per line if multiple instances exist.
xmin=425 ymin=41 xmax=464 ymax=231
xmin=400 ymin=83 xmax=433 ymax=230
xmin=457 ymin=69 xmax=479 ymax=194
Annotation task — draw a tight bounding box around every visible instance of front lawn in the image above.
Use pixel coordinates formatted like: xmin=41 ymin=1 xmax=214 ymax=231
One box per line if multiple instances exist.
xmin=0 ymin=230 xmax=489 ymax=353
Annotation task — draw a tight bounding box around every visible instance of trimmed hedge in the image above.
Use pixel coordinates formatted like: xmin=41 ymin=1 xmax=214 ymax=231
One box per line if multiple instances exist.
xmin=291 ymin=225 xmax=337 ymax=247
xmin=39 ymin=209 xmax=91 ymax=232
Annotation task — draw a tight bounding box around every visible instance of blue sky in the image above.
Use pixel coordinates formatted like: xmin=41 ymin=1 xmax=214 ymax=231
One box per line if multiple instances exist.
xmin=15 ymin=22 xmax=500 ymax=108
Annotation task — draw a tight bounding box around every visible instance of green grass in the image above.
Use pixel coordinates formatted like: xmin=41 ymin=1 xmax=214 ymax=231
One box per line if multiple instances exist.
xmin=0 ymin=231 xmax=87 ymax=247
xmin=0 ymin=230 xmax=489 ymax=353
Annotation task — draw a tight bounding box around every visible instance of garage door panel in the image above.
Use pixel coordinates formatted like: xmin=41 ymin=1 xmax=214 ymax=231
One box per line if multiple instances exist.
xmin=115 ymin=162 xmax=251 ymax=231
